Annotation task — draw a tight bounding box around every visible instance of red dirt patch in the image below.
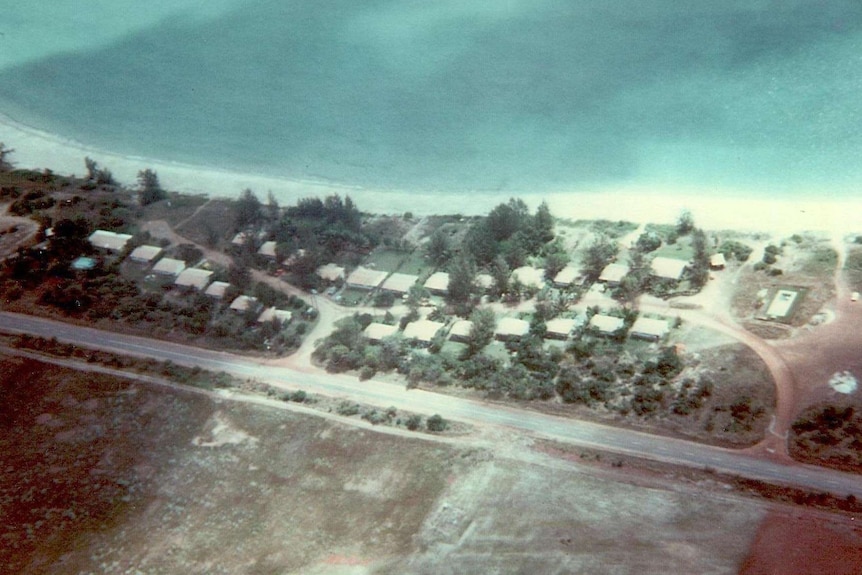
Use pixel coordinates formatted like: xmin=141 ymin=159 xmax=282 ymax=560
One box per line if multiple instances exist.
xmin=739 ymin=509 xmax=862 ymax=575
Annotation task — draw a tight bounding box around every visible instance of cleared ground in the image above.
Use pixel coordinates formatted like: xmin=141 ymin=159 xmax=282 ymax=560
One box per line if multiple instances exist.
xmin=1 ymin=355 xmax=780 ymax=574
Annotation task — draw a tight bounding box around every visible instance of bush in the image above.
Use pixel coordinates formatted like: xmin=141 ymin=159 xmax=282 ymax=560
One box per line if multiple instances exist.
xmin=336 ymin=401 xmax=360 ymax=416
xmin=426 ymin=414 xmax=448 ymax=432
xmin=405 ymin=414 xmax=423 ymax=431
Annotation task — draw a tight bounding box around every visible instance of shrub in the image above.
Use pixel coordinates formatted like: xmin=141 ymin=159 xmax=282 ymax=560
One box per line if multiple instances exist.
xmin=336 ymin=401 xmax=360 ymax=416
xmin=426 ymin=414 xmax=448 ymax=432
xmin=405 ymin=414 xmax=422 ymax=431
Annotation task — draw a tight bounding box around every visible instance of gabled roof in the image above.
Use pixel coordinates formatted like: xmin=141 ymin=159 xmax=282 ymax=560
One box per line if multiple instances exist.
xmin=88 ymin=230 xmax=132 ymax=252
xmin=128 ymin=245 xmax=163 ymax=263
xmin=174 ymin=267 xmax=213 ymax=290
xmin=346 ymin=266 xmax=388 ymax=289
xmin=424 ymin=271 xmax=450 ymax=293
xmin=257 ymin=241 xmax=277 ymax=257
xmin=403 ymin=319 xmax=446 ymax=342
xmin=475 ymin=273 xmax=494 ymax=290
xmin=381 ymin=272 xmax=419 ymax=294
xmin=231 ymin=232 xmax=249 ymax=246
xmin=363 ymin=322 xmax=399 ymax=342
xmin=316 ymin=263 xmax=345 ymax=282
xmin=598 ymin=263 xmax=629 ymax=283
xmin=257 ymin=307 xmax=293 ymax=324
xmin=710 ymin=253 xmax=727 ymax=268
xmin=545 ymin=317 xmax=577 ymax=337
xmin=511 ymin=266 xmax=545 ymax=289
xmin=229 ymin=295 xmax=258 ymax=312
xmin=495 ymin=317 xmax=530 ymax=339
xmin=630 ymin=317 xmax=670 ymax=339
xmin=449 ymin=319 xmax=474 ymax=340
xmin=204 ymin=281 xmax=231 ymax=299
xmin=553 ymin=265 xmax=579 ymax=286
xmin=151 ymin=257 xmax=186 ymax=277
xmin=589 ymin=314 xmax=625 ymax=334
xmin=651 ymin=257 xmax=688 ymax=280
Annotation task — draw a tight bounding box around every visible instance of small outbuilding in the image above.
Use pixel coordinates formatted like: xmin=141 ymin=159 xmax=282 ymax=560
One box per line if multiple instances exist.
xmin=651 ymin=257 xmax=688 ymax=281
xmin=346 ymin=266 xmax=388 ymax=290
xmin=424 ymin=271 xmax=450 ymax=295
xmin=257 ymin=307 xmax=293 ymax=325
xmin=174 ymin=268 xmax=213 ymax=290
xmin=495 ymin=317 xmax=530 ymax=341
xmin=475 ymin=273 xmax=495 ymax=291
xmin=88 ymin=230 xmax=133 ymax=253
xmin=128 ymin=245 xmax=163 ymax=264
xmin=151 ymin=257 xmax=186 ymax=278
xmin=598 ymin=263 xmax=629 ymax=285
xmin=381 ymin=272 xmax=419 ymax=295
xmin=553 ymin=265 xmax=580 ymax=288
xmin=511 ymin=266 xmax=545 ymax=289
xmin=229 ymin=295 xmax=259 ymax=313
xmin=630 ymin=317 xmax=670 ymax=341
xmin=316 ymin=263 xmax=345 ymax=282
xmin=205 ymin=281 xmax=231 ymax=299
xmin=710 ymin=253 xmax=727 ymax=270
xmin=363 ymin=322 xmax=399 ymax=343
xmin=403 ymin=319 xmax=446 ymax=344
xmin=588 ymin=314 xmax=625 ymax=336
xmin=257 ymin=241 xmax=277 ymax=258
xmin=231 ymin=232 xmax=249 ymax=247
xmin=545 ymin=317 xmax=577 ymax=340
xmin=448 ymin=319 xmax=474 ymax=342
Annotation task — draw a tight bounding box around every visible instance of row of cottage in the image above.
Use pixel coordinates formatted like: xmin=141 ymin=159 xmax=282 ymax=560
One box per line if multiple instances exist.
xmin=316 ymin=254 xmax=708 ymax=298
xmin=88 ymin=230 xmax=293 ymax=325
xmin=363 ymin=313 xmax=671 ymax=346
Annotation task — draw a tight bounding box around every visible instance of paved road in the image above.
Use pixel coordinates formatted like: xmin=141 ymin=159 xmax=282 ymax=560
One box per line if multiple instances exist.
xmin=2 ymin=311 xmax=861 ymax=499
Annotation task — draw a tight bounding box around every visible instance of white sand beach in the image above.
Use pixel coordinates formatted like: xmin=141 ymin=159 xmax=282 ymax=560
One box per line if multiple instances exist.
xmin=1 ymin=112 xmax=859 ymax=237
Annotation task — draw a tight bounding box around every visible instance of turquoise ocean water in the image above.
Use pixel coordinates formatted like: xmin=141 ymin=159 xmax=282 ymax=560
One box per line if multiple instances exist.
xmin=1 ymin=1 xmax=861 ymax=196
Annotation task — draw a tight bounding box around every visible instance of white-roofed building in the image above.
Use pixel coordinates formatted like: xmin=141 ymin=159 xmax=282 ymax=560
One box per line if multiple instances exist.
xmin=651 ymin=257 xmax=688 ymax=281
xmin=403 ymin=319 xmax=446 ymax=344
xmin=511 ymin=266 xmax=545 ymax=289
xmin=381 ymin=272 xmax=419 ymax=295
xmin=364 ymin=322 xmax=399 ymax=342
xmin=495 ymin=317 xmax=530 ymax=341
xmin=589 ymin=314 xmax=625 ymax=335
xmin=231 ymin=232 xmax=249 ymax=246
xmin=128 ymin=245 xmax=163 ymax=264
xmin=229 ymin=295 xmax=259 ymax=313
xmin=710 ymin=253 xmax=727 ymax=270
xmin=630 ymin=317 xmax=670 ymax=341
xmin=316 ymin=263 xmax=345 ymax=282
xmin=174 ymin=268 xmax=213 ymax=290
xmin=598 ymin=263 xmax=629 ymax=285
xmin=424 ymin=271 xmax=450 ymax=295
xmin=257 ymin=307 xmax=293 ymax=325
xmin=205 ymin=281 xmax=231 ymax=299
xmin=553 ymin=265 xmax=580 ymax=288
xmin=475 ymin=273 xmax=494 ymax=291
xmin=545 ymin=317 xmax=577 ymax=340
xmin=257 ymin=241 xmax=277 ymax=258
xmin=151 ymin=257 xmax=186 ymax=277
xmin=346 ymin=266 xmax=388 ymax=290
xmin=449 ymin=319 xmax=474 ymax=342
xmin=88 ymin=230 xmax=133 ymax=252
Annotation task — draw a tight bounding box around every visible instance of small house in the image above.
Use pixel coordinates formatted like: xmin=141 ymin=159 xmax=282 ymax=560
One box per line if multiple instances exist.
xmin=229 ymin=295 xmax=259 ymax=313
xmin=511 ymin=266 xmax=545 ymax=289
xmin=346 ymin=266 xmax=388 ymax=290
xmin=553 ymin=265 xmax=579 ymax=288
xmin=257 ymin=241 xmax=277 ymax=258
xmin=651 ymin=257 xmax=687 ymax=281
xmin=424 ymin=271 xmax=450 ymax=295
xmin=588 ymin=314 xmax=625 ymax=336
xmin=495 ymin=317 xmax=530 ymax=341
xmin=316 ymin=263 xmax=346 ymax=283
xmin=710 ymin=253 xmax=727 ymax=270
xmin=448 ymin=319 xmax=474 ymax=342
xmin=128 ymin=245 xmax=163 ymax=265
xmin=475 ymin=273 xmax=495 ymax=292
xmin=88 ymin=230 xmax=132 ymax=253
xmin=205 ymin=281 xmax=230 ymax=299
xmin=545 ymin=317 xmax=577 ymax=340
xmin=151 ymin=257 xmax=186 ymax=278
xmin=630 ymin=317 xmax=670 ymax=341
xmin=364 ymin=322 xmax=399 ymax=343
xmin=598 ymin=263 xmax=629 ymax=285
xmin=257 ymin=307 xmax=293 ymax=325
xmin=174 ymin=268 xmax=214 ymax=290
xmin=381 ymin=272 xmax=419 ymax=295
xmin=403 ymin=319 xmax=446 ymax=345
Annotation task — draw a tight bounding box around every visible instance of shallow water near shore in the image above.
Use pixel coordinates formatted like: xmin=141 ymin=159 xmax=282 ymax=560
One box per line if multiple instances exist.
xmin=1 ymin=1 xmax=862 ymax=197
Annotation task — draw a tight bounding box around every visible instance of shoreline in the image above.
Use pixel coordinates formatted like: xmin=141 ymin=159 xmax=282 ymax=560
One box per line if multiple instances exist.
xmin=1 ymin=111 xmax=859 ymax=237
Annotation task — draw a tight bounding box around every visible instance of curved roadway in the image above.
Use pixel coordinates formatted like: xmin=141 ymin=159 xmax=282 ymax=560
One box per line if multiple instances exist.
xmin=2 ymin=311 xmax=860 ymax=499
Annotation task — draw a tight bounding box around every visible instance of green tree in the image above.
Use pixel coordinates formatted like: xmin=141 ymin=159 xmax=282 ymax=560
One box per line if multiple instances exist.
xmin=582 ymin=235 xmax=619 ymax=280
xmin=676 ymin=209 xmax=695 ymax=235
xmin=235 ymin=188 xmax=262 ymax=231
xmin=0 ymin=142 xmax=14 ymax=171
xmin=533 ymin=201 xmax=555 ymax=243
xmin=490 ymin=255 xmax=510 ymax=299
xmin=426 ymin=230 xmax=450 ymax=266
xmin=84 ymin=157 xmax=115 ymax=185
xmin=689 ymin=229 xmax=710 ymax=289
xmin=426 ymin=414 xmax=448 ymax=432
xmin=466 ymin=308 xmax=496 ymax=356
xmin=447 ymin=255 xmax=476 ymax=305
xmin=137 ymin=169 xmax=165 ymax=205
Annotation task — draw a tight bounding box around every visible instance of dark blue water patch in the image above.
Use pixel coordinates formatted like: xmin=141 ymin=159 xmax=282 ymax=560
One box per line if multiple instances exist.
xmin=1 ymin=1 xmax=861 ymax=193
